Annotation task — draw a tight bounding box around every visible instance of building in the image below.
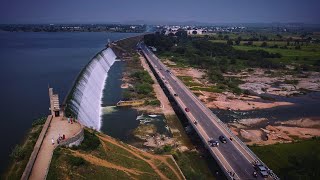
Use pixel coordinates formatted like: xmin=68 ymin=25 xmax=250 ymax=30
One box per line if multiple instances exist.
xmin=49 ymin=88 xmax=63 ymax=117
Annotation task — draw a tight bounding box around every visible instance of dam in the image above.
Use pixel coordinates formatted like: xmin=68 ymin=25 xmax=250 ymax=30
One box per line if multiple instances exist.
xmin=66 ymin=47 xmax=117 ymax=130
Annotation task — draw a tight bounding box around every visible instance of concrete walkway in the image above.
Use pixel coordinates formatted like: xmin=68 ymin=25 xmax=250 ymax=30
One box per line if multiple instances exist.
xmin=29 ymin=117 xmax=81 ymax=180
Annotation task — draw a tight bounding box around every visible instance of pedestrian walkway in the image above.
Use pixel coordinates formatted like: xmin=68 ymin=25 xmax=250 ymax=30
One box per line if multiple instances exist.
xmin=29 ymin=117 xmax=81 ymax=180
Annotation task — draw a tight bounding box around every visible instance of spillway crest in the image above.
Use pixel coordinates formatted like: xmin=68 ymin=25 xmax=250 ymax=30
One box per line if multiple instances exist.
xmin=68 ymin=47 xmax=116 ymax=130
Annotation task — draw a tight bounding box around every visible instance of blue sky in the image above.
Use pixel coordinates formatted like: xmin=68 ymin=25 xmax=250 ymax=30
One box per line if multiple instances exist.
xmin=0 ymin=0 xmax=319 ymax=24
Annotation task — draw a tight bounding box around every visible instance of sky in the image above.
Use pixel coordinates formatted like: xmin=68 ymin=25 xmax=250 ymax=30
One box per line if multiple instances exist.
xmin=0 ymin=0 xmax=319 ymax=24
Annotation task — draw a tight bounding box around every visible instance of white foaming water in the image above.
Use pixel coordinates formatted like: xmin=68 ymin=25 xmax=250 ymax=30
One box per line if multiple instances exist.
xmin=70 ymin=47 xmax=117 ymax=130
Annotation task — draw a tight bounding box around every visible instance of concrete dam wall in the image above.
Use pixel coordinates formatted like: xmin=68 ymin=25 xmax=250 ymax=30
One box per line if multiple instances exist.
xmin=66 ymin=47 xmax=117 ymax=130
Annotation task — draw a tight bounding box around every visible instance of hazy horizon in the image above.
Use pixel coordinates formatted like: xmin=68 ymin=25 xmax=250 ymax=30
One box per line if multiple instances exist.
xmin=1 ymin=0 xmax=319 ymax=24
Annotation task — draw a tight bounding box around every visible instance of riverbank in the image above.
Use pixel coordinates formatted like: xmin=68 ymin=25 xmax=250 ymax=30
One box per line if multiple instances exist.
xmin=110 ymin=37 xmax=217 ymax=179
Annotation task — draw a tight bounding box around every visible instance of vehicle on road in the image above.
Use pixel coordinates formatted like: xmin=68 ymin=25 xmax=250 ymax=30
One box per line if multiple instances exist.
xmin=193 ymin=120 xmax=197 ymax=125
xmin=260 ymin=171 xmax=269 ymax=178
xmin=185 ymin=108 xmax=190 ymax=112
xmin=219 ymin=135 xmax=227 ymax=143
xmin=174 ymin=93 xmax=178 ymax=96
xmin=208 ymin=139 xmax=219 ymax=147
xmin=255 ymin=164 xmax=269 ymax=178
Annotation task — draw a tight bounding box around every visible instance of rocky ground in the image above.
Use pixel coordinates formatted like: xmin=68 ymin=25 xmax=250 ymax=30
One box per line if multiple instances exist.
xmin=164 ymin=59 xmax=320 ymax=145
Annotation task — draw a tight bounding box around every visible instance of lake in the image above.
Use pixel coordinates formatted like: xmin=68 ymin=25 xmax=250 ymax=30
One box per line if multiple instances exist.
xmin=0 ymin=32 xmax=139 ymax=173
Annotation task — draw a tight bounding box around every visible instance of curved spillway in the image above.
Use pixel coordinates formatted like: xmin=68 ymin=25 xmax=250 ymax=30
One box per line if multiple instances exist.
xmin=68 ymin=47 xmax=117 ymax=130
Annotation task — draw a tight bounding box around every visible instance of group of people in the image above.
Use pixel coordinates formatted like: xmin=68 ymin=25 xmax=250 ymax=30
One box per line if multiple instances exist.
xmin=67 ymin=117 xmax=75 ymax=124
xmin=51 ymin=134 xmax=65 ymax=145
xmin=50 ymin=117 xmax=77 ymax=145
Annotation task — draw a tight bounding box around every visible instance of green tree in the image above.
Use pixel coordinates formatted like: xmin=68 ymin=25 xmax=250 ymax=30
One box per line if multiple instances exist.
xmin=227 ymin=39 xmax=233 ymax=45
xmin=261 ymin=42 xmax=268 ymax=47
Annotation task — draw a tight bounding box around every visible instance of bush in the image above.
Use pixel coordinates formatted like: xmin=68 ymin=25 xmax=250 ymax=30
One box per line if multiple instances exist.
xmin=260 ymin=42 xmax=268 ymax=47
xmin=10 ymin=145 xmax=26 ymax=161
xmin=136 ymin=83 xmax=153 ymax=95
xmin=78 ymin=129 xmax=100 ymax=151
xmin=145 ymin=99 xmax=160 ymax=106
xmin=131 ymin=70 xmax=153 ymax=84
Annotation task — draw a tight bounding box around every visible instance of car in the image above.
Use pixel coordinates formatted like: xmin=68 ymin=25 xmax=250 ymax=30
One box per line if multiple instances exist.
xmin=193 ymin=121 xmax=197 ymax=125
xmin=259 ymin=170 xmax=269 ymax=178
xmin=185 ymin=108 xmax=190 ymax=112
xmin=208 ymin=139 xmax=219 ymax=147
xmin=219 ymin=135 xmax=227 ymax=143
xmin=174 ymin=93 xmax=178 ymax=96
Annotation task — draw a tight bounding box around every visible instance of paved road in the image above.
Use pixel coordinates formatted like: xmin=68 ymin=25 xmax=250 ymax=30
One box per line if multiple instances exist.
xmin=139 ymin=43 xmax=274 ymax=180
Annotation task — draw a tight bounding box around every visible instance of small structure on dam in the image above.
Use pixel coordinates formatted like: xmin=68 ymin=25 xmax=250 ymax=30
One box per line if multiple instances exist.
xmin=49 ymin=87 xmax=63 ymax=117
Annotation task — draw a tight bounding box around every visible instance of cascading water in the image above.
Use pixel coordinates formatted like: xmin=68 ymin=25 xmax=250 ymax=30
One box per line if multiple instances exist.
xmin=68 ymin=47 xmax=117 ymax=130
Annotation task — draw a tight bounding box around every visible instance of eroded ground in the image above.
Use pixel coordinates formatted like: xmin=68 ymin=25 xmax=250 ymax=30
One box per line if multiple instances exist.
xmin=163 ymin=59 xmax=320 ymax=145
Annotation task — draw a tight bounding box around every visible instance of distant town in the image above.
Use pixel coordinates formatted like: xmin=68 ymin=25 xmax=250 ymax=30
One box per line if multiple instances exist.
xmin=1 ymin=23 xmax=319 ymax=34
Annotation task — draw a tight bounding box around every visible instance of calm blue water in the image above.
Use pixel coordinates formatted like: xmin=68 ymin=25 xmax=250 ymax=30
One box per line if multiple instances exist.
xmin=0 ymin=32 xmax=139 ymax=174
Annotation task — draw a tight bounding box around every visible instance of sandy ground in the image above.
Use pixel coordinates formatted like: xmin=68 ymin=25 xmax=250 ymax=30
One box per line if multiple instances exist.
xmin=168 ymin=65 xmax=298 ymax=111
xmin=143 ymin=134 xmax=176 ymax=148
xmin=198 ymin=91 xmax=293 ymax=110
xmin=238 ymin=69 xmax=320 ymax=96
xmin=29 ymin=117 xmax=82 ymax=180
xmin=163 ymin=59 xmax=320 ymax=146
xmin=229 ymin=118 xmax=320 ymax=145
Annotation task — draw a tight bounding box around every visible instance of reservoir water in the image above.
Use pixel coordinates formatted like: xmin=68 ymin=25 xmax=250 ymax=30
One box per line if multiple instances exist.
xmin=212 ymin=92 xmax=320 ymax=124
xmin=0 ymin=32 xmax=139 ymax=174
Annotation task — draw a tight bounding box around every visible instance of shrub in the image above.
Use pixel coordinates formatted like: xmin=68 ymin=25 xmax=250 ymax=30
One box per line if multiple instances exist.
xmin=260 ymin=42 xmax=268 ymax=47
xmin=78 ymin=129 xmax=100 ymax=151
xmin=136 ymin=83 xmax=153 ymax=95
xmin=145 ymin=99 xmax=160 ymax=106
xmin=10 ymin=145 xmax=25 ymax=161
xmin=131 ymin=70 xmax=153 ymax=84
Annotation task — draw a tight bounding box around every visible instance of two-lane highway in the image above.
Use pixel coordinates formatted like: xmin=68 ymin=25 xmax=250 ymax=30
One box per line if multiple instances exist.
xmin=139 ymin=42 xmax=275 ymax=180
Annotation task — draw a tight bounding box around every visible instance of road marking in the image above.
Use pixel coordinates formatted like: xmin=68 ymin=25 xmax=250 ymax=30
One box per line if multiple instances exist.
xmin=232 ymin=153 xmax=238 ymax=160
xmin=244 ymin=168 xmax=251 ymax=176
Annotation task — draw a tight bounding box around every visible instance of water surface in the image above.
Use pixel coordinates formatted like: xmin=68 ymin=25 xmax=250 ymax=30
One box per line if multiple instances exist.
xmin=0 ymin=32 xmax=139 ymax=173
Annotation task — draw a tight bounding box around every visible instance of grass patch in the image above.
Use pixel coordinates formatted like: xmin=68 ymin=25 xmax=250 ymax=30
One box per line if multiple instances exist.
xmin=250 ymin=138 xmax=320 ymax=179
xmin=47 ymin=133 xmax=183 ymax=179
xmin=77 ymin=129 xmax=101 ymax=151
xmin=173 ymin=151 xmax=215 ymax=180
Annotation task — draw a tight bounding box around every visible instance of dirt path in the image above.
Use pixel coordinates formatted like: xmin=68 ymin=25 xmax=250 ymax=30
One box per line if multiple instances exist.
xmin=98 ymin=135 xmax=184 ymax=180
xmin=70 ymin=150 xmax=142 ymax=178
